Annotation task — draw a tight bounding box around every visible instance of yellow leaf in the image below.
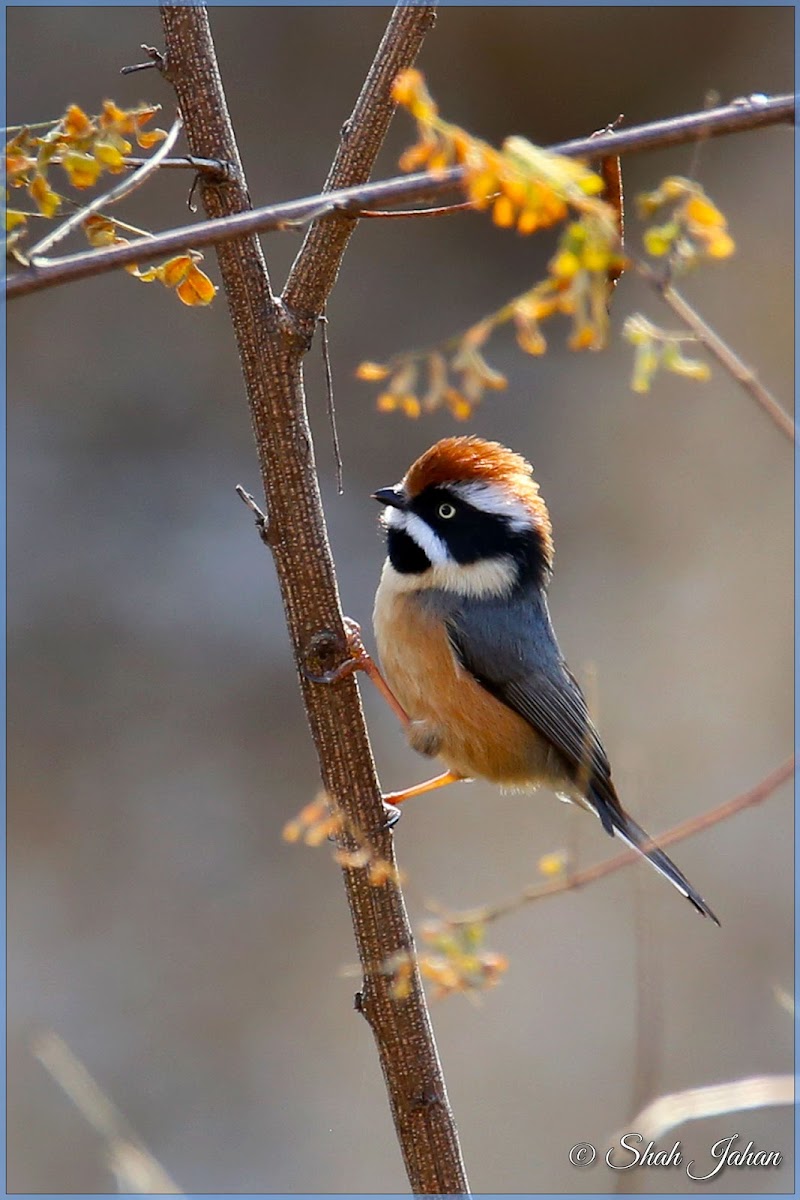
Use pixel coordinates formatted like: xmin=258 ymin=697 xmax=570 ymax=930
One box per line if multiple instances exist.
xmin=516 ymin=208 xmax=543 ymax=235
xmin=399 ymin=142 xmax=435 ymax=172
xmin=705 ymin=230 xmax=735 ymax=259
xmin=397 ymin=395 xmax=420 ymax=418
xmin=126 ymin=263 xmax=161 ymax=282
xmin=444 ymin=388 xmax=472 ymax=420
xmin=538 ymin=850 xmax=568 ymax=877
xmin=160 ymin=254 xmax=193 ymax=287
xmin=62 ymin=103 xmax=93 ymax=139
xmin=492 ymin=194 xmax=515 ymax=228
xmin=550 ymin=249 xmax=580 ymax=279
xmin=100 ymin=99 xmax=131 ymax=131
xmin=136 ymin=127 xmax=167 ymax=150
xmin=392 ymin=68 xmax=437 ymax=123
xmin=83 ymin=214 xmax=120 ymax=247
xmin=569 ymin=326 xmax=600 ymax=351
xmin=61 ymin=149 xmax=101 ymax=189
xmin=355 ymin=361 xmax=390 ymax=381
xmin=684 ymin=194 xmax=725 ymax=227
xmin=376 ymin=393 xmax=398 ymax=412
xmin=28 ymin=173 xmax=60 ymax=217
xmin=5 ymin=209 xmax=27 ymax=230
xmin=176 ymin=264 xmax=217 ymax=306
xmin=643 ymin=223 xmax=677 ymax=257
xmin=94 ymin=137 xmax=128 ymax=170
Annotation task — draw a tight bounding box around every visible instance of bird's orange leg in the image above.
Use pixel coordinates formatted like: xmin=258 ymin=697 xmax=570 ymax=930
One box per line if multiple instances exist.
xmin=306 ymin=619 xmax=466 ymax=822
xmin=383 ymin=770 xmax=465 ymax=807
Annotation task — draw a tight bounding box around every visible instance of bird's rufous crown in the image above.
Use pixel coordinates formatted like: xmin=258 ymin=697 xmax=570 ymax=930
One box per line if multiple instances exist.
xmin=404 ymin=436 xmax=554 ymax=566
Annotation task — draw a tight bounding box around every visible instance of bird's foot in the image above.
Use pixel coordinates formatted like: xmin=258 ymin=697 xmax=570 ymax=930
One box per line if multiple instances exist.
xmin=305 ymin=617 xmax=411 ymax=727
xmin=304 ymin=617 xmax=371 ymax=685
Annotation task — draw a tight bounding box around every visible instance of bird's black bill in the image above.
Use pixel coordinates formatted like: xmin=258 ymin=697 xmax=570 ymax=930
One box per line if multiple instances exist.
xmin=372 ymin=486 xmax=406 ymax=510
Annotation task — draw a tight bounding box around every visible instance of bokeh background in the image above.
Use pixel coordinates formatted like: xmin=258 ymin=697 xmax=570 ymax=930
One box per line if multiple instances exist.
xmin=8 ymin=6 xmax=794 ymax=1194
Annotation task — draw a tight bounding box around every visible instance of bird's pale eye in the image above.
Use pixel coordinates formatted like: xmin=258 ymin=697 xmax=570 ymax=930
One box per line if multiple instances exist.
xmin=438 ymin=502 xmax=456 ymax=519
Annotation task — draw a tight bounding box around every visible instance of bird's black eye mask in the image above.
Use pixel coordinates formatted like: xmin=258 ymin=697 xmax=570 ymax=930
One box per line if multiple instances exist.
xmin=411 ymin=487 xmax=547 ymax=581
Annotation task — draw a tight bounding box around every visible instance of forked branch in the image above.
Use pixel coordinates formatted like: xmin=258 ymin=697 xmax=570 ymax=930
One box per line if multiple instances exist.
xmin=158 ymin=5 xmax=469 ymax=1193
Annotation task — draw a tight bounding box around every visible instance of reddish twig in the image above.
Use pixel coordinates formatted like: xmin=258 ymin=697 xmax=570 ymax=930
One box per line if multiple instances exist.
xmin=443 ymin=756 xmax=794 ymax=926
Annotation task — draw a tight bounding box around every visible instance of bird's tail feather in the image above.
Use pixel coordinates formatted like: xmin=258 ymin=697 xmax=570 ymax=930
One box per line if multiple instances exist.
xmin=594 ymin=797 xmax=720 ymax=925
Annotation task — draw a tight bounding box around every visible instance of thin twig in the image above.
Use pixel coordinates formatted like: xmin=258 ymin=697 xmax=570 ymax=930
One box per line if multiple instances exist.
xmin=26 ymin=114 xmax=183 ymax=261
xmin=621 ymin=1075 xmax=794 ymax=1143
xmin=347 ymin=197 xmax=486 ymax=219
xmin=319 ymin=310 xmax=344 ymax=494
xmin=7 ymin=93 xmax=793 ymax=300
xmin=120 ymin=44 xmax=165 ymax=75
xmin=120 ymin=154 xmax=231 ymax=175
xmin=635 ymin=258 xmax=796 ymax=443
xmin=443 ymin=755 xmax=793 ymax=926
xmin=33 ymin=1030 xmax=182 ymax=1194
xmin=235 ymin=484 xmax=271 ymax=546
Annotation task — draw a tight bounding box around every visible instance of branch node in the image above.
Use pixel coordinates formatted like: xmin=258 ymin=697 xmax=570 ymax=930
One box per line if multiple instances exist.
xmin=120 ymin=44 xmax=165 ymax=75
xmin=302 ymin=627 xmax=351 ymax=685
xmin=235 ymin=484 xmax=272 ymax=547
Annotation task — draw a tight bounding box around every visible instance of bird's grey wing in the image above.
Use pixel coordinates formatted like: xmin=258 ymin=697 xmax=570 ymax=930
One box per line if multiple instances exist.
xmin=444 ymin=591 xmax=720 ymax=922
xmin=444 ymin=593 xmax=621 ymax=829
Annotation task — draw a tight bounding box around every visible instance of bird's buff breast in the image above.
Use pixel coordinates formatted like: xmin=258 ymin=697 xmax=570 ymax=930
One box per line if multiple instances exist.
xmin=373 ymin=567 xmax=551 ymax=785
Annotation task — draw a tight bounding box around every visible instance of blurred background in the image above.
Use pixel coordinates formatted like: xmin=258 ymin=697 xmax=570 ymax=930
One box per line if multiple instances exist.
xmin=7 ymin=6 xmax=794 ymax=1194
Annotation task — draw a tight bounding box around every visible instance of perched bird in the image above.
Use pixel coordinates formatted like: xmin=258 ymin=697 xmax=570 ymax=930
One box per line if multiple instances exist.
xmin=371 ymin=435 xmax=718 ymax=923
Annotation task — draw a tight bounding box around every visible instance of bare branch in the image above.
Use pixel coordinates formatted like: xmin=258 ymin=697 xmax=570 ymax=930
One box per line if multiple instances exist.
xmin=159 ymin=5 xmax=470 ymax=1193
xmin=443 ymin=755 xmax=793 ymax=926
xmin=120 ymin=154 xmax=232 ymax=175
xmin=319 ymin=310 xmax=344 ymax=494
xmin=26 ymin=114 xmax=183 ymax=261
xmin=7 ymin=92 xmax=793 ymax=300
xmin=623 ymin=1075 xmax=794 ymax=1143
xmin=33 ymin=1030 xmax=182 ymax=1194
xmin=635 ymin=258 xmax=796 ymax=443
xmin=282 ymin=4 xmax=439 ymax=321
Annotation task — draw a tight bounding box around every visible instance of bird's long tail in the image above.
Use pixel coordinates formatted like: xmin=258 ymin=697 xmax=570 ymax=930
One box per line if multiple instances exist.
xmin=591 ymin=792 xmax=720 ymax=924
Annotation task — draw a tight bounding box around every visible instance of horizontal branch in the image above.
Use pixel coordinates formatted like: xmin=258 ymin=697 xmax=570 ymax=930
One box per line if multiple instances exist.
xmin=6 ymin=92 xmax=793 ymax=300
xmin=444 ymin=754 xmax=794 ymax=926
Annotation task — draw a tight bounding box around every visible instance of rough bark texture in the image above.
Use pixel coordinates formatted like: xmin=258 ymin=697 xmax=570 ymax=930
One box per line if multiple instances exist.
xmin=159 ymin=6 xmax=470 ymax=1194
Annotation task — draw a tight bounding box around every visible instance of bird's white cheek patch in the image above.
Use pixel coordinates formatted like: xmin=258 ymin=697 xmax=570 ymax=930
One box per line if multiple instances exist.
xmin=429 ymin=555 xmax=518 ymax=598
xmin=382 ymin=507 xmax=449 ymax=565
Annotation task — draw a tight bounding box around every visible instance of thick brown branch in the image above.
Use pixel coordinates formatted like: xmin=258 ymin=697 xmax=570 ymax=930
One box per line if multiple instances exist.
xmin=159 ymin=5 xmax=469 ymax=1194
xmin=7 ymin=92 xmax=793 ymax=300
xmin=282 ymin=4 xmax=437 ymax=324
xmin=445 ymin=756 xmax=793 ymax=926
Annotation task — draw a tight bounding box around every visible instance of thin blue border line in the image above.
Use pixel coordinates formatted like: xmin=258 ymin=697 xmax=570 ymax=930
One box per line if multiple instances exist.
xmin=794 ymin=8 xmax=799 ymax=1200
xmin=3 ymin=3 xmax=796 ymax=1199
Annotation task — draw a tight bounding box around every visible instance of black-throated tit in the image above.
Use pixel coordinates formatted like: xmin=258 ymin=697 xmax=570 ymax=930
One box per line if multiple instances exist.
xmin=371 ymin=436 xmax=718 ymax=923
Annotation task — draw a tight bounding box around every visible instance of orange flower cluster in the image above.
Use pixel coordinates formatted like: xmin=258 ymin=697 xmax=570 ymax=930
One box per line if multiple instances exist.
xmin=392 ymin=69 xmax=611 ymax=236
xmin=6 ymin=101 xmax=167 ymax=225
xmin=282 ymin=793 xmax=402 ymax=889
xmin=623 ymin=314 xmax=711 ymax=393
xmin=386 ymin=919 xmax=508 ymax=1002
xmin=638 ymin=176 xmax=735 ymax=266
xmin=357 ymin=321 xmax=508 ymax=421
xmin=84 ymin=216 xmax=216 ymax=307
xmin=523 ymin=215 xmax=627 ymax=353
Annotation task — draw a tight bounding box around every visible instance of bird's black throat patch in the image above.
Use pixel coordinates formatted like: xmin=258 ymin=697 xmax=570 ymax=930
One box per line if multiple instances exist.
xmin=386 ymin=526 xmax=431 ymax=575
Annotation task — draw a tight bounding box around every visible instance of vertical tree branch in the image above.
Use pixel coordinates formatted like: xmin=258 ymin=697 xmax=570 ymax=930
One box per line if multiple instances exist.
xmin=159 ymin=5 xmax=469 ymax=1194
